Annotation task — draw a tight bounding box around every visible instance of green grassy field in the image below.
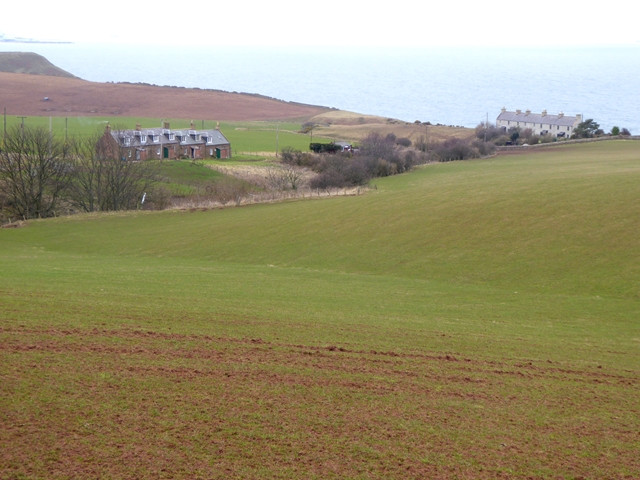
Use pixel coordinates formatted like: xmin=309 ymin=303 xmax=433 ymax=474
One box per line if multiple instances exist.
xmin=1 ymin=116 xmax=330 ymax=155
xmin=1 ymin=141 xmax=639 ymax=478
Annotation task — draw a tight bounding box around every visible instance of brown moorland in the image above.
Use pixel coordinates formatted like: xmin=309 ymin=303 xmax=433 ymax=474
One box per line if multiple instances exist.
xmin=0 ymin=72 xmax=331 ymax=121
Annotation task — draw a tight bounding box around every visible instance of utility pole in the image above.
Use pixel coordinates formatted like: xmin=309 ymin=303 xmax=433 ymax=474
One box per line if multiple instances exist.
xmin=484 ymin=112 xmax=488 ymax=143
xmin=3 ymin=108 xmax=6 ymax=148
xmin=65 ymin=117 xmax=68 ymax=142
xmin=275 ymin=122 xmax=279 ymax=157
xmin=17 ymin=116 xmax=27 ymax=136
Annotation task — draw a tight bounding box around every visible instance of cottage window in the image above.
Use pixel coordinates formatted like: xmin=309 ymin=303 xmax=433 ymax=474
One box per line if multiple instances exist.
xmin=210 ymin=148 xmax=213 ymax=156
xmin=140 ymin=135 xmax=147 ymax=143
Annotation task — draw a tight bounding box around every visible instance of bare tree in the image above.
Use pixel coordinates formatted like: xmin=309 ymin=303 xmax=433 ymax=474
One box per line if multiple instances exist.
xmin=266 ymin=164 xmax=305 ymax=191
xmin=0 ymin=125 xmax=71 ymax=219
xmin=67 ymin=129 xmax=157 ymax=212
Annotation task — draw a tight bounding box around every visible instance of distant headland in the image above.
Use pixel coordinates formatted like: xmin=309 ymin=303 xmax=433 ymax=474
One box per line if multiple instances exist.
xmin=0 ymin=33 xmax=72 ymax=44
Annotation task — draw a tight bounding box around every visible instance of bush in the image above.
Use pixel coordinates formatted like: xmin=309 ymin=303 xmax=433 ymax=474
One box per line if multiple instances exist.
xmin=475 ymin=122 xmax=504 ymax=142
xmin=493 ymin=135 xmax=512 ymax=146
xmin=611 ymin=126 xmax=620 ymax=136
xmin=281 ymin=147 xmax=316 ymax=167
xmin=432 ymin=138 xmax=479 ymax=162
xmin=620 ymin=128 xmax=631 ymax=136
xmin=471 ymin=140 xmax=496 ymax=157
xmin=396 ymin=137 xmax=412 ymax=148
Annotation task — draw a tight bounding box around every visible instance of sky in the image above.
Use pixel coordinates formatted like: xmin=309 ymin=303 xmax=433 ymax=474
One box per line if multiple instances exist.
xmin=1 ymin=0 xmax=638 ymax=47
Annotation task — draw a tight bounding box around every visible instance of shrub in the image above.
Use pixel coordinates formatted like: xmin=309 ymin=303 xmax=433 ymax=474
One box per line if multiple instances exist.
xmin=611 ymin=126 xmax=620 ymax=136
xmin=396 ymin=137 xmax=412 ymax=148
xmin=492 ymin=135 xmax=511 ymax=146
xmin=471 ymin=140 xmax=496 ymax=157
xmin=143 ymin=185 xmax=172 ymax=210
xmin=359 ymin=132 xmax=396 ymax=159
xmin=620 ymin=128 xmax=631 ymax=136
xmin=432 ymin=138 xmax=479 ymax=162
xmin=475 ymin=122 xmax=504 ymax=142
xmin=281 ymin=147 xmax=316 ymax=167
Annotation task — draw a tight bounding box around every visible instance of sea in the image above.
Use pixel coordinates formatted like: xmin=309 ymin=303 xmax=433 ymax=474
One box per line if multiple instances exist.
xmin=1 ymin=42 xmax=639 ymax=133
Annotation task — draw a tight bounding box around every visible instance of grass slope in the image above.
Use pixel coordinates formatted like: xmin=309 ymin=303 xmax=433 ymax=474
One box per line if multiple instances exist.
xmin=1 ymin=116 xmax=329 ymax=154
xmin=1 ymin=141 xmax=639 ymax=478
xmin=0 ymin=52 xmax=76 ymax=77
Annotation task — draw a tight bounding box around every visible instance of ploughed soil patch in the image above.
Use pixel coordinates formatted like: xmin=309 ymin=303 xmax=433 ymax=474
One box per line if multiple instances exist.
xmin=1 ymin=326 xmax=638 ymax=479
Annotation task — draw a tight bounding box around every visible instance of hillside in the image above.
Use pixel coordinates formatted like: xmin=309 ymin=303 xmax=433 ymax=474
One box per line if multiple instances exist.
xmin=0 ymin=54 xmax=473 ymax=139
xmin=1 ymin=141 xmax=639 ymax=478
xmin=0 ymin=52 xmax=76 ymax=77
xmin=0 ymin=71 xmax=331 ymax=121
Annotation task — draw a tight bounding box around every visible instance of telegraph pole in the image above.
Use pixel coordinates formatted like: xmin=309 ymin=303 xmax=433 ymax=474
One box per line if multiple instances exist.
xmin=484 ymin=112 xmax=488 ymax=143
xmin=17 ymin=116 xmax=27 ymax=136
xmin=3 ymin=108 xmax=6 ymax=148
xmin=275 ymin=122 xmax=279 ymax=157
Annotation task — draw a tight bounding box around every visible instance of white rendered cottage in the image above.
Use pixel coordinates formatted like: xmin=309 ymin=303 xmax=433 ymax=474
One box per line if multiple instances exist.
xmin=496 ymin=108 xmax=582 ymax=138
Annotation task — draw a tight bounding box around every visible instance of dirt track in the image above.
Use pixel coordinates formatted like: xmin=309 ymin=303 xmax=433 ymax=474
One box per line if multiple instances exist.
xmin=0 ymin=72 xmax=330 ymax=121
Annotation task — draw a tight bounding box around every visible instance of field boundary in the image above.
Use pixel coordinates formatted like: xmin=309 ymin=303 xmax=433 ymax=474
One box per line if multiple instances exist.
xmin=496 ymin=135 xmax=640 ymax=151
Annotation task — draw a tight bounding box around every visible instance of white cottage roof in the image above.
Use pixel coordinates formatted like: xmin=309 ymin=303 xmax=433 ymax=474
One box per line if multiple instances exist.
xmin=497 ymin=110 xmax=579 ymax=127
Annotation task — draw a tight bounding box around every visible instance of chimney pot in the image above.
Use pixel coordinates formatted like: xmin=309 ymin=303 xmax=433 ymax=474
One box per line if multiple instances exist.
xmin=525 ymin=109 xmax=531 ymax=115
xmin=542 ymin=110 xmax=547 ymax=116
xmin=135 ymin=122 xmax=141 ymax=131
xmin=163 ymin=121 xmax=170 ymax=129
xmin=516 ymin=109 xmax=521 ymax=114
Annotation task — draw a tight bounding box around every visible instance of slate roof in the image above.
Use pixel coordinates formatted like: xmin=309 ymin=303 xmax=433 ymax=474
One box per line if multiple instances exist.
xmin=497 ymin=111 xmax=578 ymax=127
xmin=111 ymin=128 xmax=230 ymax=148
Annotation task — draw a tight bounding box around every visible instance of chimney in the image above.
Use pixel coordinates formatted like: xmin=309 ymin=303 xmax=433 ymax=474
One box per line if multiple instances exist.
xmin=501 ymin=107 xmax=506 ymax=113
xmin=516 ymin=109 xmax=521 ymax=114
xmin=558 ymin=112 xmax=564 ymax=118
xmin=135 ymin=122 xmax=141 ymax=131
xmin=105 ymin=122 xmax=111 ymax=134
xmin=542 ymin=110 xmax=547 ymax=116
xmin=190 ymin=120 xmax=196 ymax=130
xmin=525 ymin=109 xmax=531 ymax=116
xmin=576 ymin=114 xmax=582 ymax=121
xmin=216 ymin=122 xmax=220 ymax=131
xmin=163 ymin=120 xmax=170 ymax=129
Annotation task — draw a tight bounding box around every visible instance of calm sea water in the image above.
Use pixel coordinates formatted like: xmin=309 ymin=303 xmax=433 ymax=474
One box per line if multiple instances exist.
xmin=1 ymin=43 xmax=638 ymax=132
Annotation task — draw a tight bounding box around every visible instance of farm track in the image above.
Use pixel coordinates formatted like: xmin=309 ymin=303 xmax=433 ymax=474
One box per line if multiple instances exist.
xmin=2 ymin=325 xmax=638 ymax=479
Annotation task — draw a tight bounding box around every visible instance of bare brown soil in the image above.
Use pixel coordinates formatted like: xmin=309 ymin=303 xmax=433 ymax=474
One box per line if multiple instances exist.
xmin=0 ymin=72 xmax=330 ymax=121
xmin=2 ymin=325 xmax=638 ymax=479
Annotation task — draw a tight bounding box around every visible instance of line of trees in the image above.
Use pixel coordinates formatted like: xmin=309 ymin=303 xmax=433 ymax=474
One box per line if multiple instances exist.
xmin=0 ymin=125 xmax=157 ymax=222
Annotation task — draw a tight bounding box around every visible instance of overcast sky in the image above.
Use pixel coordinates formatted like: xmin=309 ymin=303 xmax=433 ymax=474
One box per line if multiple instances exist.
xmin=2 ymin=0 xmax=638 ymax=47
